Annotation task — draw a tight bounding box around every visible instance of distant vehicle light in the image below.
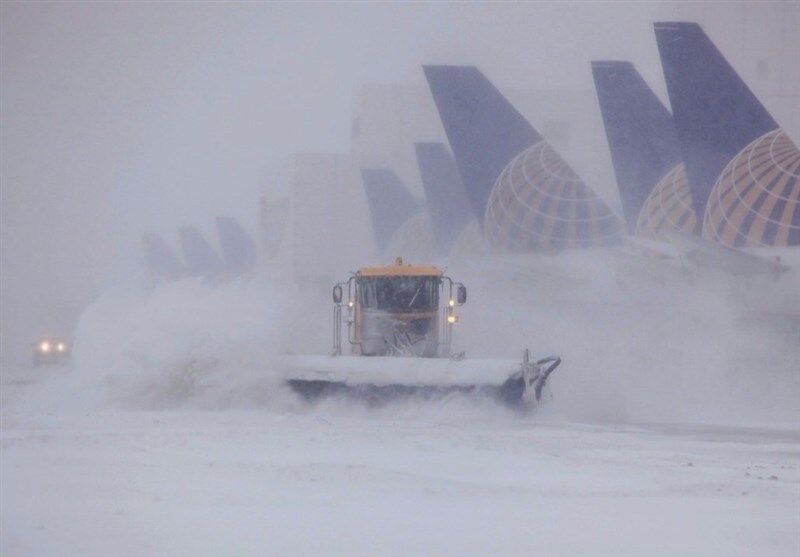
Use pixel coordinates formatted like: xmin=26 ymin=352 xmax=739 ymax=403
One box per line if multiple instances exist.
xmin=33 ymin=336 xmax=70 ymax=366
xmin=447 ymin=315 xmax=457 ymax=324
xmin=449 ymin=299 xmax=455 ymax=307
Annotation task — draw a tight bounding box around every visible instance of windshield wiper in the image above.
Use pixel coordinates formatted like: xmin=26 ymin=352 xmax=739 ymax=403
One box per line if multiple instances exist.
xmin=408 ymin=284 xmax=422 ymax=307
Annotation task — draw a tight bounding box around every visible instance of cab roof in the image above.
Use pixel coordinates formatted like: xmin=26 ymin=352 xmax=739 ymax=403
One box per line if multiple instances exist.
xmin=358 ymin=257 xmax=441 ymax=277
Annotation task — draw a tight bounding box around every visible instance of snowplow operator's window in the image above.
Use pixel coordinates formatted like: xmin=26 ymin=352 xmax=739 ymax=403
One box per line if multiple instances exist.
xmin=359 ymin=276 xmax=439 ymax=312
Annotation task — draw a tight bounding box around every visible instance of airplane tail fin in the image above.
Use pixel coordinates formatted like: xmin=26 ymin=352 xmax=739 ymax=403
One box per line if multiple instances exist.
xmin=215 ymin=216 xmax=257 ymax=275
xmin=414 ymin=142 xmax=475 ymax=254
xmin=423 ymin=65 xmax=541 ymax=219
xmin=141 ymin=233 xmax=184 ymax=281
xmin=361 ymin=168 xmax=420 ymax=253
xmin=178 ymin=226 xmax=223 ymax=278
xmin=654 ymin=21 xmax=778 ymax=212
xmin=591 ymin=60 xmax=682 ymax=232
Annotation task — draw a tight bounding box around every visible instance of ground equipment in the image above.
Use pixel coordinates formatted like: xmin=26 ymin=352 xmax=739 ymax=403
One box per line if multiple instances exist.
xmin=32 ymin=337 xmax=70 ymax=366
xmin=284 ymin=258 xmax=560 ymax=407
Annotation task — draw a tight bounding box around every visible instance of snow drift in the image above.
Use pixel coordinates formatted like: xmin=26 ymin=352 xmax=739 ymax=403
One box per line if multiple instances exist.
xmin=26 ymin=250 xmax=799 ymax=427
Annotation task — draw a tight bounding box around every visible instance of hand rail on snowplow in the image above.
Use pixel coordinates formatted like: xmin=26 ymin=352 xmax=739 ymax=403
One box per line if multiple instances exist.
xmin=331 ymin=276 xmax=357 ymax=356
xmin=332 ymin=303 xmax=342 ymax=355
xmin=439 ymin=276 xmax=465 ymax=357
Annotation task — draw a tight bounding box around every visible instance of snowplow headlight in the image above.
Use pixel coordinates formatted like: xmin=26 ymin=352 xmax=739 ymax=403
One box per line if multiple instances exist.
xmin=39 ymin=341 xmax=51 ymax=353
xmin=57 ymin=342 xmax=66 ymax=352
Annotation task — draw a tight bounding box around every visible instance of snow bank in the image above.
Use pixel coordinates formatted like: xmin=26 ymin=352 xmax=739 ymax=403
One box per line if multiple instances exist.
xmin=24 ymin=277 xmax=295 ymax=411
xmin=452 ymin=250 xmax=800 ymax=426
xmin=21 ymin=250 xmax=799 ymax=427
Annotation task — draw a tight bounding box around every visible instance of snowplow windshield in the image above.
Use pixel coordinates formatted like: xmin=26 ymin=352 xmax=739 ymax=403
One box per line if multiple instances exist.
xmin=359 ymin=276 xmax=439 ymax=312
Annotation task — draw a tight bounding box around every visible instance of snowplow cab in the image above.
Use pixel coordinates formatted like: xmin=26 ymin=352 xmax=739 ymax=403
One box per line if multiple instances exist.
xmin=332 ymin=257 xmax=466 ymax=357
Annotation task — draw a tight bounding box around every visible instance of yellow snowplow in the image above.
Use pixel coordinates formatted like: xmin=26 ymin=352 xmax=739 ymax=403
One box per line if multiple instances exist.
xmin=284 ymin=258 xmax=560 ymax=406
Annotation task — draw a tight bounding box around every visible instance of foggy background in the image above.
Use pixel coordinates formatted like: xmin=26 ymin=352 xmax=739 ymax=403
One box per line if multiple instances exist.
xmin=4 ymin=5 xmax=800 ymax=554
xmin=2 ymin=1 xmax=798 ymax=366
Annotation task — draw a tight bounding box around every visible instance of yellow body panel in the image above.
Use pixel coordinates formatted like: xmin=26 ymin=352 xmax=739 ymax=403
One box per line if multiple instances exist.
xmin=358 ymin=259 xmax=441 ymax=278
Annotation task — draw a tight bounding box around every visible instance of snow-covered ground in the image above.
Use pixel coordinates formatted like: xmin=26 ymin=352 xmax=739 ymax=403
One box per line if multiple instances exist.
xmin=3 ymin=256 xmax=799 ymax=555
xmin=3 ymin=366 xmax=799 ymax=557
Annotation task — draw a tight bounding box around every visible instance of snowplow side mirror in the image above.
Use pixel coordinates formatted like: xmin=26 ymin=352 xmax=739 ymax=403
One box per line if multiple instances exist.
xmin=332 ymin=285 xmax=343 ymax=304
xmin=456 ymin=285 xmax=467 ymax=305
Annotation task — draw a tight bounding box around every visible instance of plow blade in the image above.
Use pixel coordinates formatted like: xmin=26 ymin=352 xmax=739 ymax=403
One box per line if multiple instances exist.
xmin=282 ymin=353 xmax=560 ymax=407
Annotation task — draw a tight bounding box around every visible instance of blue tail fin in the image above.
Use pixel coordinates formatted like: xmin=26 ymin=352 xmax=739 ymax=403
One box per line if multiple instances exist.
xmin=423 ymin=65 xmax=542 ymax=219
xmin=592 ymin=61 xmax=682 ymax=232
xmin=654 ymin=21 xmax=778 ymax=214
xmin=178 ymin=226 xmax=223 ymax=278
xmin=215 ymin=216 xmax=257 ymax=275
xmin=141 ymin=233 xmax=184 ymax=280
xmin=414 ymin=142 xmax=475 ymax=254
xmin=361 ymin=168 xmax=420 ymax=253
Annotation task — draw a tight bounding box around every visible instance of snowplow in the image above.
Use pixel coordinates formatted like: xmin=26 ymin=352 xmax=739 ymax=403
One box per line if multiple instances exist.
xmin=284 ymin=258 xmax=560 ymax=407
